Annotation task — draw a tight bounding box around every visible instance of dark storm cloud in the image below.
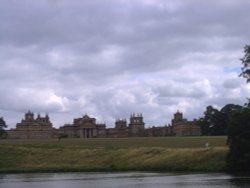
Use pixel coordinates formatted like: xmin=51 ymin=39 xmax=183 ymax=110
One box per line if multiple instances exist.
xmin=0 ymin=0 xmax=250 ymax=128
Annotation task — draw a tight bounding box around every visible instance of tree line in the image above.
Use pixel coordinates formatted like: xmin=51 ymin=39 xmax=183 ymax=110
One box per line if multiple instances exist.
xmin=197 ymin=102 xmax=250 ymax=173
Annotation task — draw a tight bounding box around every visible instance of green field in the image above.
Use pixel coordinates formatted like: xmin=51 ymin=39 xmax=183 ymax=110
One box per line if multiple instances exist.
xmin=0 ymin=136 xmax=228 ymax=173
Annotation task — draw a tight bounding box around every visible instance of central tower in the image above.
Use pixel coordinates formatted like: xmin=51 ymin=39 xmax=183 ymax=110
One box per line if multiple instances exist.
xmin=129 ymin=113 xmax=145 ymax=136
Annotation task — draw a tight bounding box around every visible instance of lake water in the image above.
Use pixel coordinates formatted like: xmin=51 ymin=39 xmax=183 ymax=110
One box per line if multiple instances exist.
xmin=0 ymin=172 xmax=250 ymax=188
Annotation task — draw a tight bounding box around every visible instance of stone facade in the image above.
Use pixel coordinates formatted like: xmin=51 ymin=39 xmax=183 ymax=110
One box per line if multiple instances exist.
xmin=171 ymin=111 xmax=201 ymax=136
xmin=146 ymin=125 xmax=173 ymax=137
xmin=59 ymin=114 xmax=146 ymax=138
xmin=7 ymin=111 xmax=54 ymax=139
xmin=6 ymin=110 xmax=201 ymax=139
xmin=106 ymin=114 xmax=145 ymax=138
xmin=106 ymin=119 xmax=129 ymax=138
xmin=145 ymin=111 xmax=201 ymax=137
xmin=59 ymin=114 xmax=106 ymax=138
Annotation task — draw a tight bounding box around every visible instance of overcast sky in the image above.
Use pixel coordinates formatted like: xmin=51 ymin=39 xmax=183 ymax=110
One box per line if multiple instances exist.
xmin=1 ymin=0 xmax=250 ymax=129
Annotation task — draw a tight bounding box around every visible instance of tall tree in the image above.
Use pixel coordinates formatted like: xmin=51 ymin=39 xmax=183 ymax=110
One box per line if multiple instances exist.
xmin=197 ymin=106 xmax=225 ymax=135
xmin=240 ymin=44 xmax=250 ymax=83
xmin=221 ymin=104 xmax=243 ymax=132
xmin=227 ymin=108 xmax=250 ymax=173
xmin=198 ymin=104 xmax=243 ymax=136
xmin=0 ymin=117 xmax=7 ymax=138
xmin=226 ymin=45 xmax=250 ymax=173
xmin=240 ymin=45 xmax=250 ymax=107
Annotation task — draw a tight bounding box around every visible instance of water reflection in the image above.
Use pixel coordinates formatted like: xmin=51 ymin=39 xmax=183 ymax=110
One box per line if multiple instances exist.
xmin=0 ymin=172 xmax=249 ymax=188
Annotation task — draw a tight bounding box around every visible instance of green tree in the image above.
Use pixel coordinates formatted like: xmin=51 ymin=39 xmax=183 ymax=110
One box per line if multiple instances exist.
xmin=240 ymin=45 xmax=250 ymax=107
xmin=221 ymin=104 xmax=243 ymax=132
xmin=198 ymin=104 xmax=243 ymax=136
xmin=240 ymin=44 xmax=250 ymax=83
xmin=227 ymin=108 xmax=250 ymax=173
xmin=0 ymin=117 xmax=7 ymax=138
xmin=197 ymin=106 xmax=225 ymax=135
xmin=226 ymin=45 xmax=250 ymax=173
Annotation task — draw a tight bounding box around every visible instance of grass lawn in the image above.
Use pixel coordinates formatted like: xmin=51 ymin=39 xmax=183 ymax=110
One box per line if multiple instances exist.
xmin=0 ymin=136 xmax=228 ymax=173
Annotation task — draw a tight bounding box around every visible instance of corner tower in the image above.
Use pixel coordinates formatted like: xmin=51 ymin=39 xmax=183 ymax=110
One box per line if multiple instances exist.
xmin=171 ymin=110 xmax=186 ymax=125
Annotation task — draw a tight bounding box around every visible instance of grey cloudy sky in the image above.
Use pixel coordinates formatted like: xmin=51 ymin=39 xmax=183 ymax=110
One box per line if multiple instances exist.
xmin=1 ymin=0 xmax=250 ymax=128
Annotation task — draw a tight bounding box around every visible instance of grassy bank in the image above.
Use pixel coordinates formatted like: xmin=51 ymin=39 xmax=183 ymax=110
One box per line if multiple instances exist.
xmin=0 ymin=137 xmax=228 ymax=173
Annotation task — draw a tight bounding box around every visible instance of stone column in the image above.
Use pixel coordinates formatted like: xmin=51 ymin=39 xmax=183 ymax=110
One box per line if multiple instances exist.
xmin=84 ymin=128 xmax=87 ymax=138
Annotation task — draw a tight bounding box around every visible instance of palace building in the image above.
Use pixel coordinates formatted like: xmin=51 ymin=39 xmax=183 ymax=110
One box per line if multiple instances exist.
xmin=6 ymin=110 xmax=201 ymax=139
